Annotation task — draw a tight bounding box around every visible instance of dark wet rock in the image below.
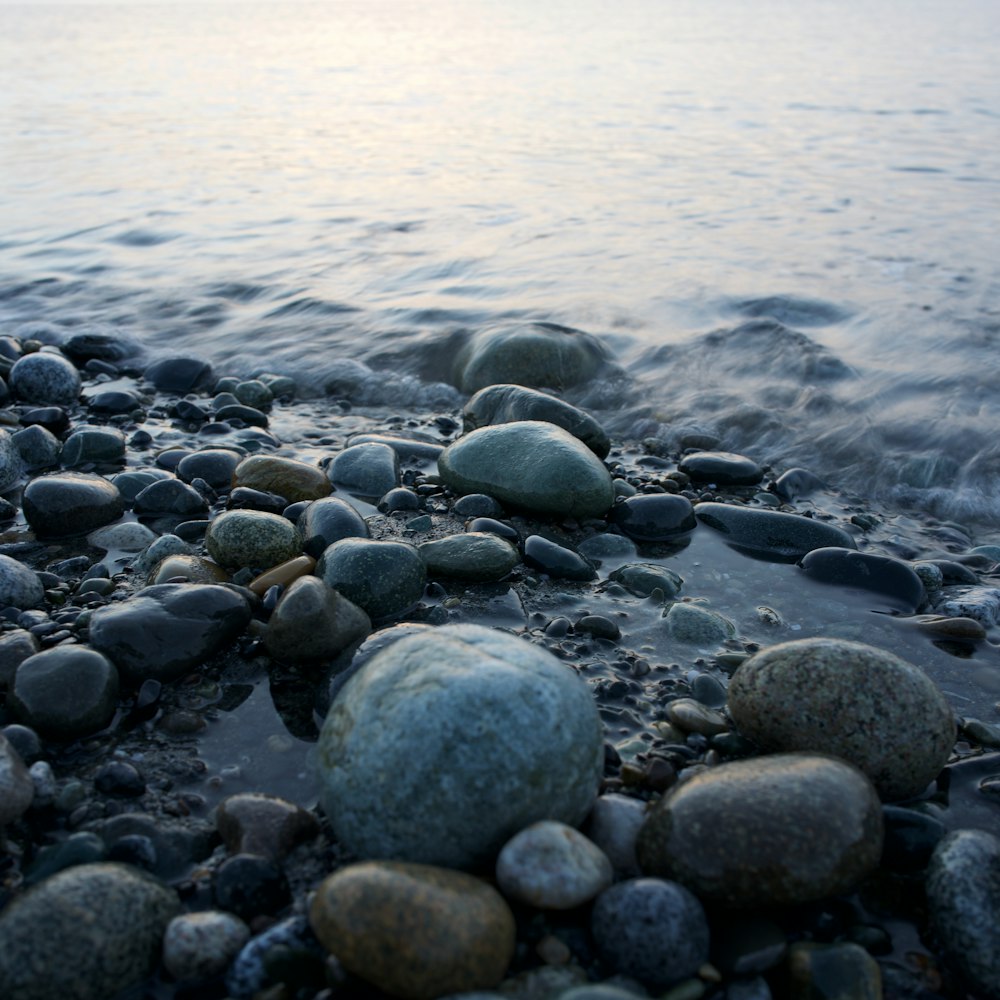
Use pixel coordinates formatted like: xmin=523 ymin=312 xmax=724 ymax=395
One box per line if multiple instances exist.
xmin=590 ymin=877 xmax=709 ymax=987
xmin=22 ymin=471 xmax=125 ymax=537
xmin=420 ymin=532 xmax=520 ymax=581
xmin=215 ymin=402 xmax=269 ymax=427
xmin=227 ymin=485 xmax=286 ymax=513
xmin=453 ymin=493 xmax=505 ymax=518
xmin=176 ymin=448 xmax=242 ymax=488
xmin=0 ymin=429 xmax=24 ymax=488
xmin=144 ymin=356 xmax=214 ymax=393
xmin=881 ymin=805 xmax=946 ymax=872
xmin=464 ymin=383 xmax=611 ymax=458
xmin=452 ymin=321 xmax=612 ymax=393
xmin=439 ymin=421 xmax=614 ymax=519
xmin=111 ymin=467 xmax=173 ymax=503
xmin=86 ymin=389 xmax=141 ymax=415
xmin=583 ymin=793 xmax=646 ymax=878
xmin=316 ymin=537 xmax=426 ymax=622
xmin=0 ymin=862 xmax=179 ymax=1000
xmin=9 ymin=646 xmax=119 ymax=741
xmin=772 ymin=467 xmax=826 ymax=500
xmin=205 ymin=509 xmax=301 ymax=570
xmin=174 ymin=398 xmax=209 ymax=421
xmin=638 ymin=753 xmax=883 ymax=906
xmin=711 ymin=915 xmax=787 ymax=977
xmin=727 ymin=638 xmax=956 ymax=800
xmin=347 ymin=432 xmax=446 ymax=462
xmin=607 ymin=493 xmax=696 ymax=542
xmin=264 ymin=575 xmax=371 ymax=662
xmin=931 ymin=558 xmax=979 ymax=584
xmin=679 ymin=451 xmax=763 ymax=485
xmin=94 ymin=760 xmax=146 ymax=797
xmin=94 ymin=813 xmax=216 ymax=881
xmin=162 ymin=910 xmax=251 ymax=982
xmin=11 ymin=424 xmax=59 ymax=471
xmin=576 ymin=614 xmax=620 ymax=640
xmin=297 ymin=496 xmax=369 ymax=558
xmin=64 ymin=331 xmax=138 ymax=365
xmin=798 ymin=546 xmax=925 ymax=612
xmin=466 ymin=516 xmax=519 ymax=542
xmin=234 ymin=454 xmax=331 ymax=503
xmin=309 ymin=860 xmax=515 ymax=999
xmin=0 ymin=732 xmax=33 ymax=826
xmin=328 ymin=441 xmax=400 ymax=499
xmin=8 ymin=350 xmax=81 ymax=405
xmin=695 ymin=502 xmax=856 ymax=562
xmin=133 ymin=477 xmax=209 ymax=517
xmin=524 ymin=535 xmax=596 ymax=581
xmin=106 ymin=834 xmax=157 ymax=870
xmin=0 ymin=554 xmax=44 ymax=609
xmin=926 ymin=829 xmax=1000 ymax=999
xmin=0 ymin=629 xmax=40 ymax=688
xmin=233 ymin=378 xmax=273 ymax=410
xmin=24 ymin=832 xmax=107 ymax=885
xmin=213 ymin=853 xmax=290 ymax=921
xmin=380 ymin=486 xmax=422 ymax=512
xmin=225 ymin=915 xmax=322 ymax=1000
xmin=316 ymin=624 xmax=603 ymax=869
xmin=20 ymin=405 xmax=70 ymax=434
xmin=607 ymin=564 xmax=684 ymax=602
xmin=88 ymin=583 xmax=251 ymax=683
xmin=216 ymin=792 xmax=320 ymax=861
xmin=785 ymin=942 xmax=881 ymax=1000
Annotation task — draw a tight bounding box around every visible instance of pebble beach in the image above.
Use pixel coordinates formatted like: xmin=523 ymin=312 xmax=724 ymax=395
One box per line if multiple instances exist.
xmin=0 ymin=321 xmax=998 ymax=1000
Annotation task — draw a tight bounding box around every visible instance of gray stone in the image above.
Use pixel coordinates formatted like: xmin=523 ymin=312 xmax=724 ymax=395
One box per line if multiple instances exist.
xmin=316 ymin=624 xmax=604 ymax=869
xmin=205 ymin=509 xmax=301 ymax=571
xmin=88 ymin=583 xmax=251 ymax=683
xmin=420 ymin=532 xmax=520 ymax=581
xmin=464 ymin=383 xmax=611 ymax=458
xmin=133 ymin=478 xmax=209 ymax=517
xmin=0 ymin=733 xmax=33 ymax=826
xmin=439 ymin=421 xmax=614 ymax=519
xmin=495 ymin=821 xmax=613 ymax=909
xmin=0 ymin=429 xmax=24 ymax=488
xmin=577 ymin=533 xmax=637 ymax=561
xmin=0 ymin=629 xmax=40 ymax=689
xmin=328 ymin=442 xmax=400 ymax=499
xmin=234 ymin=379 xmax=273 ymax=410
xmin=22 ymin=472 xmax=124 ymax=538
xmin=0 ymin=862 xmax=179 ymax=1000
xmin=798 ymin=547 xmax=925 ymax=613
xmin=163 ymin=910 xmax=251 ymax=982
xmin=9 ymin=351 xmax=81 ymax=406
xmin=264 ymin=576 xmax=371 ymax=663
xmin=225 ymin=915 xmax=318 ymax=1000
xmin=637 ymin=753 xmax=883 ymax=907
xmin=452 ymin=322 xmax=611 ymax=393
xmin=665 ymin=698 xmax=729 ymax=737
xmin=583 ymin=793 xmax=647 ymax=878
xmin=727 ymin=638 xmax=956 ymax=800
xmin=347 ymin=432 xmax=445 ymax=462
xmin=60 ymin=428 xmax=127 ymax=468
xmin=0 ymin=554 xmax=44 ymax=609
xmin=663 ymin=602 xmax=735 ymax=643
xmin=695 ymin=502 xmax=856 ymax=562
xmin=11 ymin=424 xmax=59 ymax=471
xmin=88 ymin=521 xmax=158 ymax=553
xmin=926 ymin=829 xmax=1000 ymax=999
xmin=176 ymin=448 xmax=243 ymax=488
xmin=316 ymin=537 xmax=426 ymax=621
xmin=679 ymin=451 xmax=763 ymax=485
xmin=608 ymin=562 xmax=682 ymax=599
xmin=785 ymin=942 xmax=882 ymax=1000
xmin=590 ymin=878 xmax=709 ymax=987
xmin=9 ymin=646 xmax=119 ymax=741
xmin=132 ymin=533 xmax=196 ymax=575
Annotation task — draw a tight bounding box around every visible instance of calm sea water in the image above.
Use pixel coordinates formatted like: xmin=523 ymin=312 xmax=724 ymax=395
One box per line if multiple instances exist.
xmin=3 ymin=0 xmax=1000 ymax=525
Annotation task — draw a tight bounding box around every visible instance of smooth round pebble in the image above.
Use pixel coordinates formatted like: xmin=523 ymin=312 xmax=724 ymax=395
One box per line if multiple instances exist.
xmin=22 ymin=472 xmax=125 ymax=538
xmin=495 ymin=821 xmax=613 ymax=909
xmin=297 ymin=496 xmax=369 ymax=558
xmin=9 ymin=351 xmax=81 ymax=406
xmin=328 ymin=442 xmax=400 ymax=499
xmin=233 ymin=454 xmax=331 ymax=503
xmin=0 ymin=554 xmax=44 ymax=609
xmin=163 ymin=910 xmax=251 ymax=982
xmin=420 ymin=532 xmax=520 ymax=581
xmin=205 ymin=509 xmax=301 ymax=571
xmin=583 ymin=793 xmax=647 ymax=878
xmin=679 ymin=450 xmax=763 ymax=485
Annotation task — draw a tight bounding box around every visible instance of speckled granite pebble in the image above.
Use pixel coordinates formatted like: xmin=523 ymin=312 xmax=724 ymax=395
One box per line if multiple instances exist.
xmin=663 ymin=602 xmax=735 ymax=643
xmin=162 ymin=910 xmax=250 ymax=981
xmin=0 ymin=862 xmax=179 ymax=1000
xmin=205 ymin=508 xmax=301 ymax=571
xmin=9 ymin=350 xmax=81 ymax=406
xmin=495 ymin=821 xmax=612 ymax=909
xmin=420 ymin=532 xmax=519 ymax=581
xmin=225 ymin=915 xmax=322 ymax=999
xmin=0 ymin=553 xmax=44 ymax=609
xmin=727 ymin=638 xmax=955 ymax=800
xmin=310 ymin=860 xmax=515 ymax=1000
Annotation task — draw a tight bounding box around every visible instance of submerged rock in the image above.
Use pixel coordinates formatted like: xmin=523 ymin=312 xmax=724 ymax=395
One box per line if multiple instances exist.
xmin=316 ymin=624 xmax=604 ymax=869
xmin=608 ymin=494 xmax=696 ymax=541
xmin=798 ymin=546 xmax=925 ymax=612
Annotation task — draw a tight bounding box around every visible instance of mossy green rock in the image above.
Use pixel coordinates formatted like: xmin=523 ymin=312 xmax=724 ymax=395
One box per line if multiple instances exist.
xmin=316 ymin=624 xmax=604 ymax=869
xmin=419 ymin=532 xmax=519 ymax=581
xmin=205 ymin=509 xmax=301 ymax=571
xmin=0 ymin=862 xmax=179 ymax=1000
xmin=439 ymin=421 xmax=614 ymax=519
xmin=727 ymin=638 xmax=955 ymax=800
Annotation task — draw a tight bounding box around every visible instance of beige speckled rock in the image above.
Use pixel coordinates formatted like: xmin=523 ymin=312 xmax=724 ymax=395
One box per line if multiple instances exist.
xmin=309 ymin=861 xmax=515 ymax=1000
xmin=216 ymin=792 xmax=320 ymax=861
xmin=232 ymin=454 xmax=331 ymax=502
xmin=727 ymin=638 xmax=956 ymax=800
xmin=205 ymin=509 xmax=301 ymax=571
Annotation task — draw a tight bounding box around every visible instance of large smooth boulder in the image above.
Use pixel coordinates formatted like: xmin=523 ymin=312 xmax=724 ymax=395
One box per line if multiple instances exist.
xmin=316 ymin=624 xmax=604 ymax=869
xmin=439 ymin=421 xmax=614 ymax=519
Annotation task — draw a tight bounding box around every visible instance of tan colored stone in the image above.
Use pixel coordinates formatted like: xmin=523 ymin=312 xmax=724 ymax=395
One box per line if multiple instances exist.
xmin=216 ymin=793 xmax=319 ymax=861
xmin=248 ymin=555 xmax=315 ymax=596
xmin=151 ymin=555 xmax=229 ymax=586
xmin=233 ymin=455 xmax=331 ymax=503
xmin=309 ymin=861 xmax=515 ymax=999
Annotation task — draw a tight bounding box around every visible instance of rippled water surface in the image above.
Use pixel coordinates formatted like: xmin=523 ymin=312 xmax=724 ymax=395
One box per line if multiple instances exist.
xmin=3 ymin=0 xmax=1000 ymax=523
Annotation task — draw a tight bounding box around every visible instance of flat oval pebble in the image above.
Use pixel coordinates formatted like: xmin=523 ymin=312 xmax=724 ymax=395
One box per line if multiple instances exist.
xmin=22 ymin=471 xmax=125 ymax=538
xmin=463 ymin=383 xmax=611 ymax=458
xmin=60 ymin=428 xmax=126 ymax=468
xmin=0 ymin=553 xmax=44 ymax=609
xmin=727 ymin=638 xmax=956 ymax=800
xmin=10 ymin=646 xmax=119 ymax=741
xmin=524 ymin=535 xmax=596 ymax=581
xmin=607 ymin=494 xmax=696 ymax=541
xmin=150 ymin=553 xmax=229 ymax=585
xmin=162 ymin=910 xmax=250 ymax=981
xmin=495 ymin=820 xmax=612 ymax=909
xmin=419 ymin=532 xmax=520 ymax=581
xmin=0 ymin=862 xmax=179 ymax=1000
xmin=205 ymin=509 xmax=301 ymax=570
xmin=798 ymin=546 xmax=925 ymax=612
xmin=590 ymin=877 xmax=709 ymax=987
xmin=88 ymin=582 xmax=251 ymax=683
xmin=439 ymin=421 xmax=614 ymax=519
xmin=176 ymin=448 xmax=243 ymax=488
xmin=679 ymin=451 xmax=763 ymax=485
xmin=328 ymin=441 xmax=400 ymax=499
xmin=666 ymin=697 xmax=729 ymax=736
xmin=695 ymin=502 xmax=856 ymax=562
xmin=637 ymin=753 xmax=883 ymax=906
xmin=316 ymin=537 xmax=426 ymax=621
xmin=309 ymin=860 xmax=515 ymax=1000
xmin=9 ymin=351 xmax=81 ymax=406
xmin=233 ymin=454 xmax=331 ymax=502
xmin=663 ymin=601 xmax=736 ymax=643
xmin=926 ymin=829 xmax=1000 ymax=999
xmin=144 ymin=356 xmax=213 ymax=392
xmin=316 ymin=624 xmax=603 ymax=869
